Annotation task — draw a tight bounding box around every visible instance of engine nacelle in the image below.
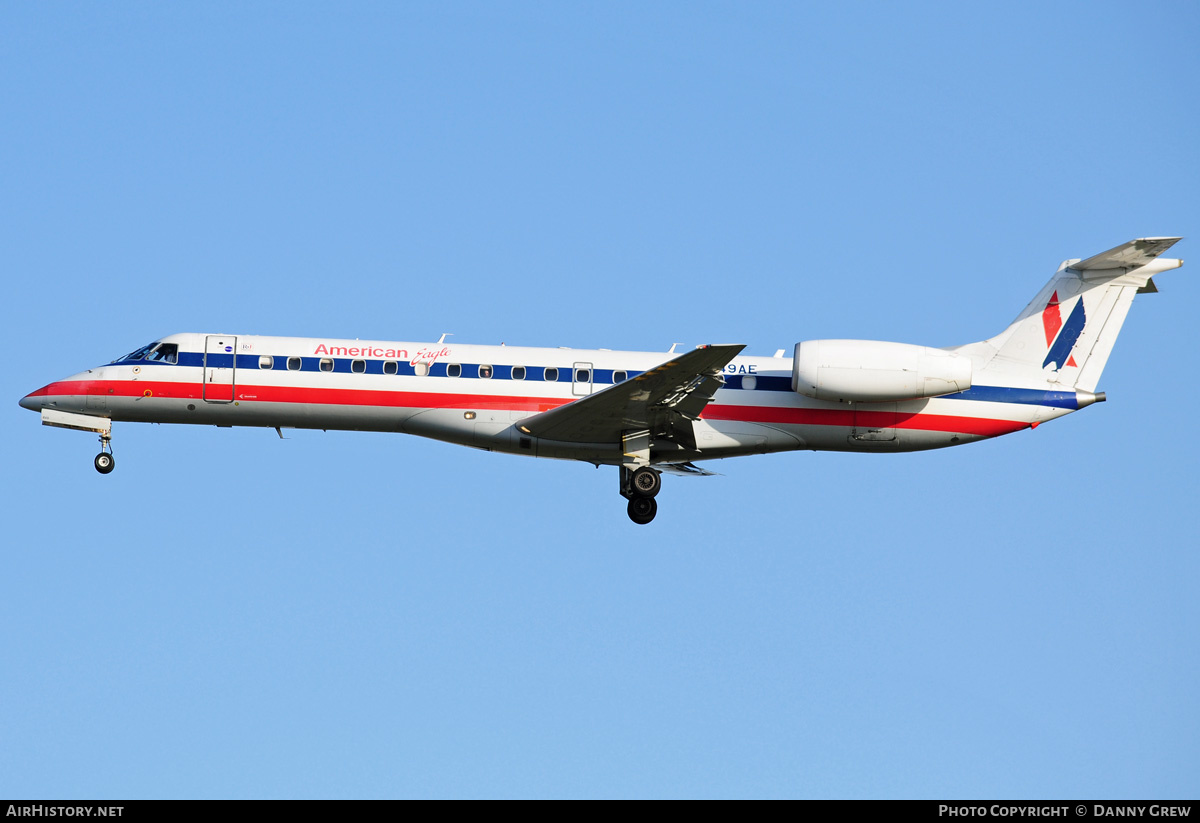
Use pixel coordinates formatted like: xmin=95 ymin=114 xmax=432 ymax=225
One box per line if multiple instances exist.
xmin=792 ymin=339 xmax=973 ymax=402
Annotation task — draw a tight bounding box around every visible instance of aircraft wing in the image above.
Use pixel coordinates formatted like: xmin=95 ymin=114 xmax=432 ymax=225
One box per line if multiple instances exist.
xmin=517 ymin=344 xmax=745 ymax=445
xmin=1071 ymin=237 xmax=1182 ymax=271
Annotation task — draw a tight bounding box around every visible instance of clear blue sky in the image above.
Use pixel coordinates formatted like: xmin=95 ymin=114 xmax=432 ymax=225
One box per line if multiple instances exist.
xmin=2 ymin=1 xmax=1197 ymax=799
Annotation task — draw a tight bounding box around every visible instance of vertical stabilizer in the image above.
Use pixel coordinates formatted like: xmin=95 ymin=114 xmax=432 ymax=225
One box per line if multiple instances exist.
xmin=954 ymin=238 xmax=1183 ymax=392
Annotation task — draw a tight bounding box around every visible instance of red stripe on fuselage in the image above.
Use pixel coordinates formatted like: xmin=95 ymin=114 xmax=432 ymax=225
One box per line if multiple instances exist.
xmin=28 ymin=379 xmax=568 ymax=412
xmin=31 ymin=379 xmax=1029 ymax=437
xmin=699 ymin=403 xmax=1028 ymax=437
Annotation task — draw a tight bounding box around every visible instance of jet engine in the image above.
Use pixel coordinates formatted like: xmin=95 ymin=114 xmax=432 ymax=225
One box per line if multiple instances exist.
xmin=792 ymin=339 xmax=973 ymax=402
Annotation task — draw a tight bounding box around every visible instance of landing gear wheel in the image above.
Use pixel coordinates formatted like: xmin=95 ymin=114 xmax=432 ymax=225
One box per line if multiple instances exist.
xmin=627 ymin=496 xmax=657 ymax=525
xmin=630 ymin=466 xmax=661 ymax=498
xmin=94 ymin=453 xmax=115 ymax=474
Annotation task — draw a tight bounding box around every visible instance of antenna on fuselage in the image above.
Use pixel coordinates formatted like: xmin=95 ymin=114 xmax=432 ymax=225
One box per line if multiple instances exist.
xmin=668 ymin=343 xmax=681 ymax=354
xmin=438 ymin=333 xmax=453 ymax=344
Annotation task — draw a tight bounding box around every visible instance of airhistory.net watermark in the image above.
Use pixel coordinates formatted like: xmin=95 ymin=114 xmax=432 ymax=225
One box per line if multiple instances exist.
xmin=6 ymin=807 xmax=123 ymax=818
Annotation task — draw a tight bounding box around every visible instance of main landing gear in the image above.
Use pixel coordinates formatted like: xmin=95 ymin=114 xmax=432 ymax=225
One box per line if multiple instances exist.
xmin=94 ymin=433 xmax=115 ymax=474
xmin=620 ymin=465 xmax=661 ymax=525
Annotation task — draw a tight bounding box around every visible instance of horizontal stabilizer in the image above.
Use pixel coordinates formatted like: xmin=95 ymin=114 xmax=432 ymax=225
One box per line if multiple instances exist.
xmin=1070 ymin=237 xmax=1182 ymax=271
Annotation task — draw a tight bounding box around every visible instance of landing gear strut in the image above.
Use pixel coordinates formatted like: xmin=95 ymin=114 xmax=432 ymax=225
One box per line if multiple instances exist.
xmin=94 ymin=433 xmax=115 ymax=474
xmin=620 ymin=466 xmax=661 ymax=524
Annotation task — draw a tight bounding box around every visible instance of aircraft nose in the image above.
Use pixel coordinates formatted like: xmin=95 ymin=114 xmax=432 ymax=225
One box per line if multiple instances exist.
xmin=19 ymin=387 xmax=46 ymax=412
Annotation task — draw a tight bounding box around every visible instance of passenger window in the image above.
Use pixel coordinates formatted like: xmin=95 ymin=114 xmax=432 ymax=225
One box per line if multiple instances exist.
xmin=479 ymin=365 xmax=492 ymax=379
xmin=743 ymin=375 xmax=757 ymax=391
xmin=575 ymin=369 xmax=590 ymax=383
xmin=288 ymin=357 xmax=302 ymax=371
xmin=512 ymin=366 xmax=526 ymax=380
xmin=352 ymin=359 xmax=366 ymax=374
xmin=613 ymin=370 xmax=627 ymax=383
xmin=383 ymin=361 xmax=398 ymax=375
xmin=259 ymin=356 xmax=273 ymax=370
xmin=544 ymin=367 xmax=559 ymax=382
xmin=320 ymin=358 xmax=334 ymax=372
xmin=447 ymin=364 xmax=462 ymax=378
xmin=414 ymin=362 xmax=429 ymax=377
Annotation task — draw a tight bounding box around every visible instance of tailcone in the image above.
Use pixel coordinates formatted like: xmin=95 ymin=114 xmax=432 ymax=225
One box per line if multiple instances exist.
xmin=1076 ymin=390 xmax=1106 ymax=409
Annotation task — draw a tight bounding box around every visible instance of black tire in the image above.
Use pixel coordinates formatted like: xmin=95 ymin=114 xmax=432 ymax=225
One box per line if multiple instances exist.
xmin=94 ymin=453 xmax=115 ymax=474
xmin=627 ymin=496 xmax=657 ymax=525
xmin=630 ymin=466 xmax=661 ymax=498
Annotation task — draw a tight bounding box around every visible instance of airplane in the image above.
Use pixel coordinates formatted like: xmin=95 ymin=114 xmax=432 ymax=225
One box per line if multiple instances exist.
xmin=19 ymin=237 xmax=1184 ymax=524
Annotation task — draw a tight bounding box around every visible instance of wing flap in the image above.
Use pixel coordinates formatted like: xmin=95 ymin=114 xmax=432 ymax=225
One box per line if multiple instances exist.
xmin=657 ymin=461 xmax=721 ymax=477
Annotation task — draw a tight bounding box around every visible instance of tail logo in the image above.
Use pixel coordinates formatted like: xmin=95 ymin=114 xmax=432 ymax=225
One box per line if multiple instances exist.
xmin=1041 ymin=291 xmax=1086 ymax=371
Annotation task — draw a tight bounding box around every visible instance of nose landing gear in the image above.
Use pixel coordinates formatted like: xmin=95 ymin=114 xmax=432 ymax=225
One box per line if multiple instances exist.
xmin=94 ymin=433 xmax=115 ymax=474
xmin=620 ymin=465 xmax=661 ymax=525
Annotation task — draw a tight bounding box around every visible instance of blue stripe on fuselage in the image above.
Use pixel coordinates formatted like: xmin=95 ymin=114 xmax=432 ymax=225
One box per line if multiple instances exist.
xmin=940 ymin=386 xmax=1079 ymax=409
xmin=111 ymin=352 xmax=1079 ymax=408
xmin=115 ymin=351 xmax=653 ymax=385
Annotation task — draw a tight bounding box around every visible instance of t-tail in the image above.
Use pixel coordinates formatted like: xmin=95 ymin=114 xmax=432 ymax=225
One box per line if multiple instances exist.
xmin=953 ymin=238 xmax=1184 ymax=400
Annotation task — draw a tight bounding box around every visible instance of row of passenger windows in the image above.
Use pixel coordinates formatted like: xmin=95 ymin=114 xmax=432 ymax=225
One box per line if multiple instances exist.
xmin=255 ymin=355 xmax=626 ymax=383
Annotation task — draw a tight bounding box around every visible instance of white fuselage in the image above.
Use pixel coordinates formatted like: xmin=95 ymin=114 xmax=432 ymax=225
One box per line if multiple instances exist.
xmin=22 ymin=332 xmax=1077 ymax=466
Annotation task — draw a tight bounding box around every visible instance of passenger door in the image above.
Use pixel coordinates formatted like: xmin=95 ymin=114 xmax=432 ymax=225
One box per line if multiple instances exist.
xmin=203 ymin=335 xmax=237 ymax=403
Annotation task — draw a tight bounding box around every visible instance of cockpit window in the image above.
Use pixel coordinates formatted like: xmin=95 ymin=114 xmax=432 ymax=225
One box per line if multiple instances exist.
xmin=143 ymin=343 xmax=178 ymax=364
xmin=114 ymin=341 xmax=177 ymax=364
xmin=115 ymin=343 xmax=154 ymax=362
